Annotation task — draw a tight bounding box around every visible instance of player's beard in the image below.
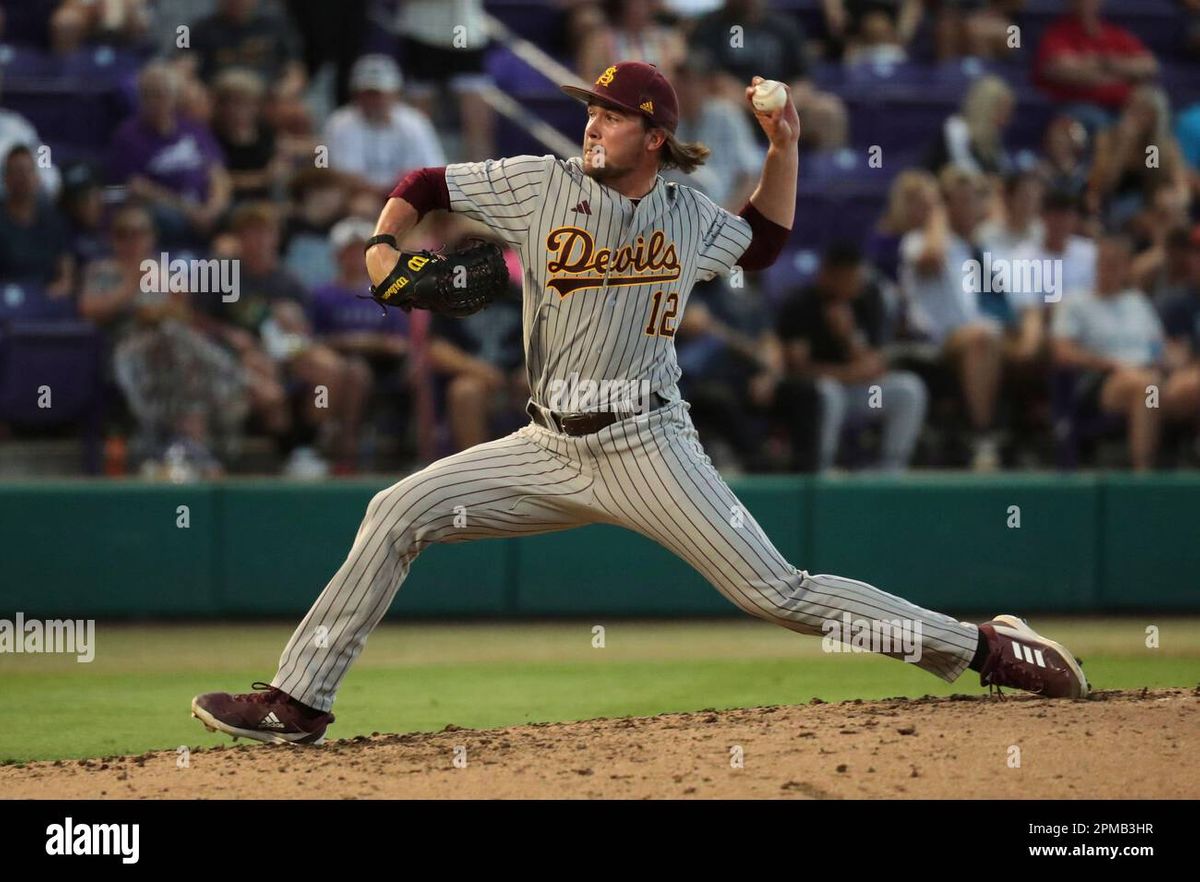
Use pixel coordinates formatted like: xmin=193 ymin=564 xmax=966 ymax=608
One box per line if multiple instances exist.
xmin=581 ymin=145 xmax=629 ymax=182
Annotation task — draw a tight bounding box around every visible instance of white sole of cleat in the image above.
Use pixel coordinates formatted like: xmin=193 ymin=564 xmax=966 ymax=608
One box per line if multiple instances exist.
xmin=190 ymin=699 xmax=326 ymax=746
xmin=990 ymin=614 xmax=1090 ymax=698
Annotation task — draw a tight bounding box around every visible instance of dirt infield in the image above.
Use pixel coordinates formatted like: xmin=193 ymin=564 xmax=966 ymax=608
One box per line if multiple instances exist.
xmin=1 ymin=689 xmax=1196 ymax=799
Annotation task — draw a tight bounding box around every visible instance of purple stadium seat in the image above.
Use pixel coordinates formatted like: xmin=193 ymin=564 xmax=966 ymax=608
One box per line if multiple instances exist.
xmin=762 ymin=0 xmax=826 ymax=37
xmin=1161 ymin=63 xmax=1200 ymax=110
xmin=1050 ymin=368 xmax=1126 ymax=470
xmin=790 ymin=191 xmax=835 ymax=250
xmin=0 ymin=282 xmax=77 ymax=324
xmin=55 ymin=45 xmax=145 ymax=81
xmin=484 ymin=0 xmax=566 ymax=46
xmin=801 ymin=148 xmax=909 ymax=196
xmin=847 ymin=95 xmax=956 ymax=153
xmin=807 ymin=61 xmax=842 ymax=91
xmin=832 ymin=194 xmax=887 ymax=244
xmin=0 ymin=7 xmax=52 ymax=46
xmin=843 ymin=60 xmax=929 ymax=90
xmin=1004 ymin=96 xmax=1057 ymax=153
xmin=485 ymin=46 xmax=556 ymax=94
xmin=758 ymin=248 xmax=820 ymax=311
xmin=0 ymin=321 xmax=104 ymax=472
xmin=503 ymin=92 xmax=583 ymax=148
xmin=0 ymin=43 xmax=55 ymax=78
xmin=0 ymin=81 xmax=122 ymax=155
xmin=495 ymin=115 xmax=553 ymax=160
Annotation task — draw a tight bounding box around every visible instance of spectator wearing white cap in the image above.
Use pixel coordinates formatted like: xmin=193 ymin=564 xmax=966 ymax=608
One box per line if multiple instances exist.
xmin=322 ymin=55 xmax=446 ymax=199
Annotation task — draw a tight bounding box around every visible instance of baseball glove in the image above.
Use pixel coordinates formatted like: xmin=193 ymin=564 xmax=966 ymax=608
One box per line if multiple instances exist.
xmin=364 ymin=236 xmax=508 ymax=318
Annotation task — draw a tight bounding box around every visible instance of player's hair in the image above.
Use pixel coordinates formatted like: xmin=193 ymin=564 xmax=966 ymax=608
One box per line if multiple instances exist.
xmin=654 ymin=126 xmax=710 ymax=174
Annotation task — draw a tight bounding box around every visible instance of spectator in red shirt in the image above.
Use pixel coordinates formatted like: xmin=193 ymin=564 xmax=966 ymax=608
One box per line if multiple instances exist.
xmin=1034 ymin=0 xmax=1158 ymax=129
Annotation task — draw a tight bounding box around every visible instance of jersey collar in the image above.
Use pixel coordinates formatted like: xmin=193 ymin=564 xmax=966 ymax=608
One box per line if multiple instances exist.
xmin=567 ymin=156 xmax=674 ymax=230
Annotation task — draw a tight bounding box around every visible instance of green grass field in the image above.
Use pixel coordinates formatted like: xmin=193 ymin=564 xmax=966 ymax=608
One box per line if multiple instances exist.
xmin=1 ymin=618 xmax=1197 ymax=763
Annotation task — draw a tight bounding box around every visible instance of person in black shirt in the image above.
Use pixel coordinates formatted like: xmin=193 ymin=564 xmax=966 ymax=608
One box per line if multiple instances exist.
xmin=675 ymin=275 xmax=821 ymax=473
xmin=212 ymin=68 xmax=283 ymax=205
xmin=185 ymin=0 xmax=307 ymax=133
xmin=189 ymin=0 xmax=305 ymax=88
xmin=58 ymin=162 xmax=109 ymax=269
xmin=691 ymin=0 xmax=808 ymax=89
xmin=778 ymin=243 xmax=928 ymax=472
xmin=0 ymin=146 xmax=73 ymax=295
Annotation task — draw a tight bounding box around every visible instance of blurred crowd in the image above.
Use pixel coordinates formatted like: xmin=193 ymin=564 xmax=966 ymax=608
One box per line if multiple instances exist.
xmin=0 ymin=0 xmax=1198 ymax=477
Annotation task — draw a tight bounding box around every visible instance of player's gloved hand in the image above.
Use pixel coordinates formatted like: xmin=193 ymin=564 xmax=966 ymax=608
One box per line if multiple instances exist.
xmin=363 ymin=236 xmax=508 ymax=318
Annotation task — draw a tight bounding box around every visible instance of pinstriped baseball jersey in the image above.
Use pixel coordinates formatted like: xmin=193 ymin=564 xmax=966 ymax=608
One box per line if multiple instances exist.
xmin=444 ymin=154 xmax=752 ymax=410
xmin=259 ymin=152 xmax=985 ymax=719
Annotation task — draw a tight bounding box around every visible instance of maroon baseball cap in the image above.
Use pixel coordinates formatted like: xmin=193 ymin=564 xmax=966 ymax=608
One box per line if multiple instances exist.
xmin=561 ymin=61 xmax=679 ymax=134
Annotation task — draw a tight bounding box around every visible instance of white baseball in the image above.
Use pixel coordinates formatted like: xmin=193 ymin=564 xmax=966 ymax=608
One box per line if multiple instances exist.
xmin=752 ymin=79 xmax=787 ymax=113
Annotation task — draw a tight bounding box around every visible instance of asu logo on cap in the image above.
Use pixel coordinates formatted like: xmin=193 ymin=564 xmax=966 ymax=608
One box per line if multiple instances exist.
xmin=563 ymin=60 xmax=680 ymax=134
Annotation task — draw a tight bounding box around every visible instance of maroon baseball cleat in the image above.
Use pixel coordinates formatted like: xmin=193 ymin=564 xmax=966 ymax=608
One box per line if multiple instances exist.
xmin=978 ymin=615 xmax=1089 ymax=699
xmin=191 ymin=682 xmax=334 ymax=745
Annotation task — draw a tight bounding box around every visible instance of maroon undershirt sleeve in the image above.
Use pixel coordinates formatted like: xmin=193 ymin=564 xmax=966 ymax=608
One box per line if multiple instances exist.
xmin=388 ymin=167 xmax=450 ymax=221
xmin=736 ymin=201 xmax=790 ymax=271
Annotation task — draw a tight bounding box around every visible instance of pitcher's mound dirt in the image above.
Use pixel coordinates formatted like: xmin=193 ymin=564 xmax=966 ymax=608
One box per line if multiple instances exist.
xmin=2 ymin=689 xmax=1196 ymax=799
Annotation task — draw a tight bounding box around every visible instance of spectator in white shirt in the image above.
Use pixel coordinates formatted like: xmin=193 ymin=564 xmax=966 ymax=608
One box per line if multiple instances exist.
xmin=979 ymin=171 xmax=1045 ymax=257
xmin=1052 ymin=233 xmax=1166 ymax=470
xmin=1007 ymin=188 xmax=1098 ymax=361
xmin=323 ymin=55 xmax=446 ymax=199
xmin=900 ymin=166 xmax=1005 ymax=468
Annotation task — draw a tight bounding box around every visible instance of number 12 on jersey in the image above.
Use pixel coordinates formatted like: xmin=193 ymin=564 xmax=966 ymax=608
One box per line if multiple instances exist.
xmin=644 ymin=290 xmax=679 ymax=338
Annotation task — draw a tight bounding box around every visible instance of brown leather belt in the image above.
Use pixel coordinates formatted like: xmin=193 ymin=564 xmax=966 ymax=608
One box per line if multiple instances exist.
xmin=527 ymin=393 xmax=668 ymax=436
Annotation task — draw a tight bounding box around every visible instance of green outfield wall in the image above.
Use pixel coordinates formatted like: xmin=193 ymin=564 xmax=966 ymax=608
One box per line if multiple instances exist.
xmin=1 ymin=474 xmax=1196 ymax=617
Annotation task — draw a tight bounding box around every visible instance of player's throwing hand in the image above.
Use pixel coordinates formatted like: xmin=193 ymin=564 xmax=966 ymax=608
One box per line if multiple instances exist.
xmin=745 ymin=76 xmax=801 ymax=149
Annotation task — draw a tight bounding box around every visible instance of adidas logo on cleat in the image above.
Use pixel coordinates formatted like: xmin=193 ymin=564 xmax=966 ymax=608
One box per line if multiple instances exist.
xmin=260 ymin=712 xmax=286 ymax=729
xmin=1010 ymin=640 xmax=1046 ymax=667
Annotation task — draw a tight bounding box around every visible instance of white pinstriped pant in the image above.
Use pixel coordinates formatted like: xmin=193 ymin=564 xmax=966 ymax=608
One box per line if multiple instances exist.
xmin=272 ymin=401 xmax=978 ymax=712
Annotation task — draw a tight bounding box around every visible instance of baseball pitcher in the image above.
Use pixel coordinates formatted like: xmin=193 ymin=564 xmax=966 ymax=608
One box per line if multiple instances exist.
xmin=193 ymin=63 xmax=1088 ymax=745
